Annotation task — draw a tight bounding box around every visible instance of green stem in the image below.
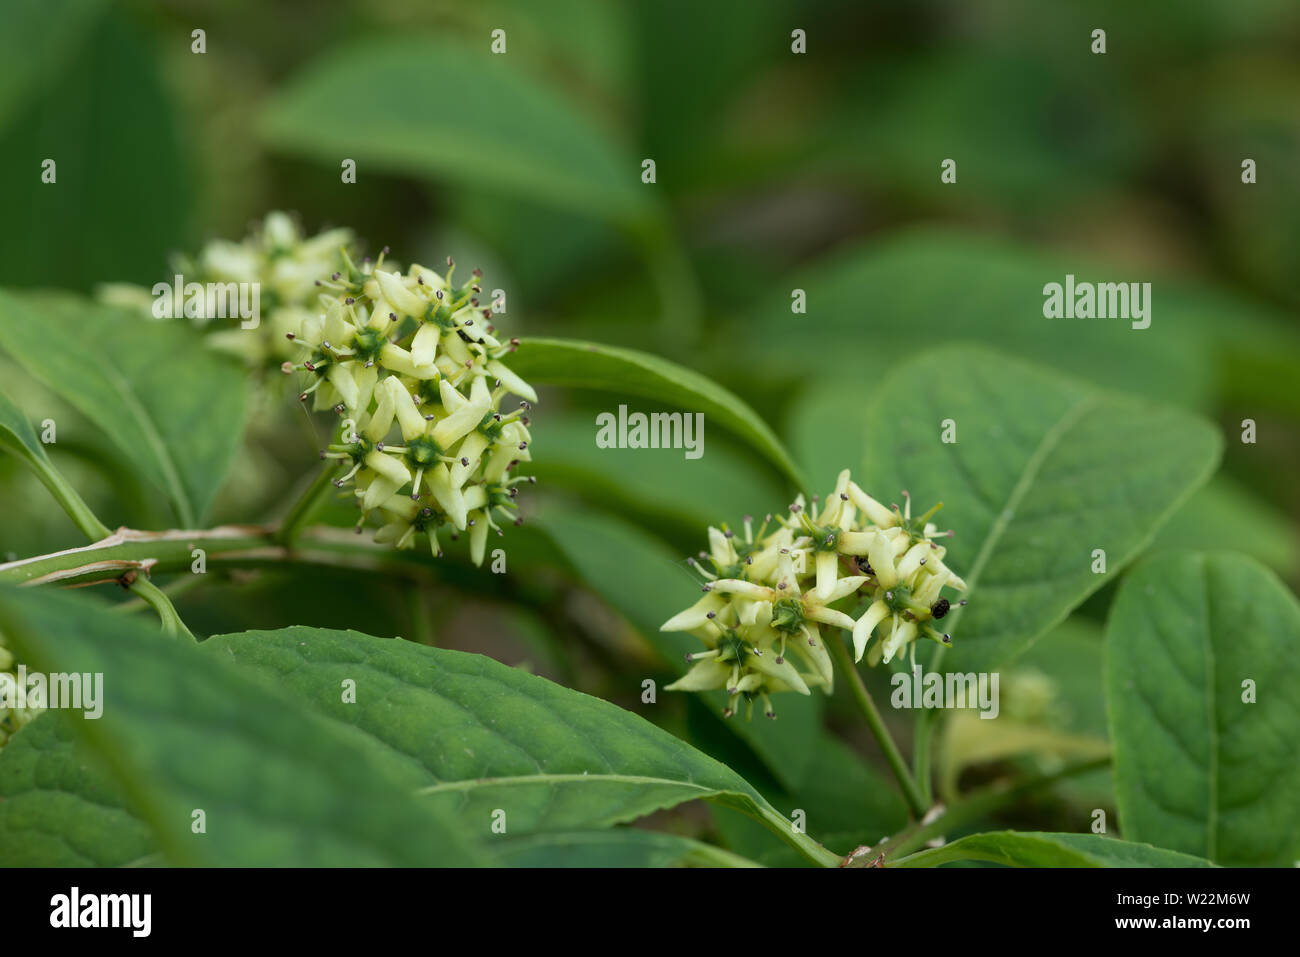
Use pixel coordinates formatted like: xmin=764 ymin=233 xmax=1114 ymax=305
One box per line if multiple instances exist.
xmin=126 ymin=575 xmax=196 ymax=640
xmin=0 ymin=525 xmax=396 ymax=587
xmin=876 ymin=754 xmax=1112 ymax=864
xmin=912 ymin=645 xmax=946 ymax=805
xmin=826 ymin=632 xmax=930 ymax=819
xmin=276 ymin=463 xmax=340 ymax=546
xmin=18 ymin=449 xmax=112 ymax=542
xmin=113 ymin=574 xmax=205 ymax=614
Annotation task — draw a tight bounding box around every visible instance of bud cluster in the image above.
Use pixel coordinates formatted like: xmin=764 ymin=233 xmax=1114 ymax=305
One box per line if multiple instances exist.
xmin=175 ymin=211 xmax=355 ymax=365
xmin=286 ymin=249 xmax=537 ymax=565
xmin=661 ymin=470 xmax=968 ymax=719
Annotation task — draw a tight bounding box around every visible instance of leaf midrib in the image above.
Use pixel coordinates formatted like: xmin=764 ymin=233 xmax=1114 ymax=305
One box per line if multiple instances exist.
xmin=98 ymin=361 xmax=193 ymax=526
xmin=941 ymin=393 xmax=1098 ymax=641
xmin=415 ymin=772 xmax=730 ymax=798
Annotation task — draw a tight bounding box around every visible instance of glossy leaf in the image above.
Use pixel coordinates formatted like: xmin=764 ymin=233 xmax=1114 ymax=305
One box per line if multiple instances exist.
xmin=510 ymin=337 xmax=802 ymax=485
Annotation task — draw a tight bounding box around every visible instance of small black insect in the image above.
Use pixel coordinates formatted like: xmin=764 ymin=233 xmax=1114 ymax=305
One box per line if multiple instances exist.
xmin=930 ymin=598 xmax=951 ymax=619
xmin=856 ymin=557 xmax=875 ymax=576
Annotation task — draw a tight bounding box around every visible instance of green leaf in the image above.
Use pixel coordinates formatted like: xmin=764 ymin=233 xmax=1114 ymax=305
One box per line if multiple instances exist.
xmin=534 ymin=501 xmax=827 ymax=791
xmin=1105 ymin=551 xmax=1300 ymax=866
xmin=495 ymin=829 xmax=760 ymax=868
xmin=0 ymin=586 xmax=485 ymax=866
xmin=861 ymin=345 xmax=1221 ymax=671
xmin=0 ymin=713 xmax=153 ymax=867
xmin=0 ymin=386 xmax=110 ymax=540
xmin=203 ymin=625 xmax=837 ymax=866
xmin=0 ymin=6 xmax=194 ymax=291
xmin=894 ymin=831 xmax=1216 ymax=868
xmin=0 ymin=0 xmax=105 ymax=131
xmin=528 ymin=411 xmax=785 ymax=539
xmin=0 ymin=290 xmax=247 ymax=526
xmin=1152 ymin=476 xmax=1300 ymax=578
xmin=260 ymin=36 xmax=652 ymax=227
xmin=745 ymin=230 xmax=1218 ymax=410
xmin=509 ymin=337 xmax=802 ymax=486
xmin=0 ymin=387 xmax=48 ymax=465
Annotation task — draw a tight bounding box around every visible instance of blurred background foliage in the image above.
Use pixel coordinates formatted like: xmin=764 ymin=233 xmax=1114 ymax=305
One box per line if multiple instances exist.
xmin=1 ymin=0 xmax=1297 ymax=861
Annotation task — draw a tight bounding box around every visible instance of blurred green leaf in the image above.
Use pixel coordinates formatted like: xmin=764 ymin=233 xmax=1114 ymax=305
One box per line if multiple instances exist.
xmin=0 ymin=713 xmax=153 ymax=866
xmin=205 ymin=626 xmax=834 ymax=864
xmin=745 ymin=229 xmax=1219 ymax=409
xmin=713 ymin=734 xmax=909 ymax=867
xmin=894 ymin=831 xmax=1215 ymax=868
xmin=832 ymin=53 xmax=1146 ymax=211
xmin=494 ymin=828 xmax=759 ymax=868
xmin=0 ymin=0 xmax=105 ymax=131
xmin=260 ymin=36 xmax=653 ymax=227
xmin=1153 ymin=476 xmax=1300 ymax=578
xmin=0 ymin=586 xmax=485 ymax=866
xmin=0 ymin=290 xmax=247 ymax=526
xmin=529 ymin=411 xmax=784 ymax=540
xmin=511 ymin=337 xmax=802 ymax=486
xmin=0 ymin=388 xmax=53 ymax=471
xmin=1105 ymin=551 xmax=1300 ymax=866
xmin=861 ymin=345 xmax=1221 ymax=671
xmin=0 ymin=6 xmax=193 ymax=290
xmin=0 ymin=386 xmax=110 ymax=540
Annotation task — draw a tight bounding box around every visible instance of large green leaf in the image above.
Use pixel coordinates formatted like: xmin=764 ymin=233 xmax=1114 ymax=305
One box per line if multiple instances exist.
xmin=861 ymin=345 xmax=1220 ymax=671
xmin=203 ymin=626 xmax=837 ymax=865
xmin=0 ymin=290 xmax=246 ymax=526
xmin=894 ymin=831 xmax=1216 ymax=868
xmin=1105 ymin=552 xmax=1300 ymax=866
xmin=510 ymin=337 xmax=802 ymax=485
xmin=534 ymin=501 xmax=827 ymax=791
xmin=0 ymin=713 xmax=153 ymax=867
xmin=0 ymin=6 xmax=194 ymax=291
xmin=744 ymin=229 xmax=1261 ymax=411
xmin=0 ymin=0 xmax=104 ymax=131
xmin=0 ymin=586 xmax=485 ymax=866
xmin=260 ymin=36 xmax=652 ymax=228
xmin=528 ymin=411 xmax=784 ymax=540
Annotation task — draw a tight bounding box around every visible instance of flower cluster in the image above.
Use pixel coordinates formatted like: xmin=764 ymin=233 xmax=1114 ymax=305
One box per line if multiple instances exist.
xmin=661 ymin=470 xmax=968 ymax=719
xmin=185 ymin=211 xmax=355 ymax=365
xmin=286 ymin=248 xmax=537 ymax=565
xmin=99 ymin=211 xmax=355 ymax=367
xmin=0 ymin=638 xmax=38 ymax=748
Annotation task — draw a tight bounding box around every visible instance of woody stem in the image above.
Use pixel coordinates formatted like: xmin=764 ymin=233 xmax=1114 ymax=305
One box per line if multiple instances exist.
xmin=826 ymin=633 xmax=930 ymax=819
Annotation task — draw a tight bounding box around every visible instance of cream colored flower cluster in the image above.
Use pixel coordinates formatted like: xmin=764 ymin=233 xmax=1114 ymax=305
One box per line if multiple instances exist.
xmin=183 ymin=211 xmax=354 ymax=365
xmin=661 ymin=470 xmax=967 ymax=719
xmin=288 ymin=249 xmax=536 ymax=565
